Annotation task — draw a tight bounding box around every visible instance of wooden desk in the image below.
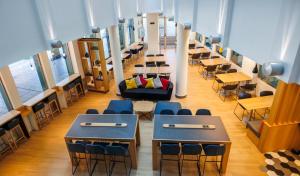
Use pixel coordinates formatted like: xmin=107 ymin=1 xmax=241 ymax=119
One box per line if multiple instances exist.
xmin=201 ymin=58 xmax=228 ymax=66
xmin=152 ymin=115 xmax=231 ymax=173
xmin=65 ymin=114 xmax=140 ymax=169
xmin=237 ymin=96 xmax=274 ymax=119
xmin=144 ymin=56 xmax=165 ymax=62
xmin=56 ymin=73 xmax=81 ymax=88
xmin=189 ymin=48 xmax=209 ymax=55
xmin=216 ymin=72 xmax=252 ymax=84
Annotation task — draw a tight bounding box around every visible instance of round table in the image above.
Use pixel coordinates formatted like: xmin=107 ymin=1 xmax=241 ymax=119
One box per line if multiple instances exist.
xmin=134 ymin=101 xmax=155 ymax=120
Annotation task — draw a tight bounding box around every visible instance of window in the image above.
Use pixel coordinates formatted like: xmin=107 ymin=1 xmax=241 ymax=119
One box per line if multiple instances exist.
xmin=0 ymin=80 xmax=12 ymax=116
xmin=196 ymin=33 xmax=202 ymax=43
xmin=230 ymin=50 xmax=243 ymax=67
xmin=47 ymin=44 xmax=74 ymax=84
xmin=100 ymin=29 xmax=111 ymax=59
xmin=118 ymin=23 xmax=125 ymax=50
xmin=128 ymin=18 xmax=135 ymax=44
xmin=258 ymin=64 xmax=279 ymax=88
xmin=205 ymin=37 xmax=212 ymax=49
xmin=9 ymin=56 xmax=48 ymax=103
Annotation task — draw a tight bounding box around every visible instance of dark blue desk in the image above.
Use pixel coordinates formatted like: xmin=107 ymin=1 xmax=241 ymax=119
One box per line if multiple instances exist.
xmin=152 ymin=115 xmax=231 ymax=173
xmin=65 ymin=114 xmax=140 ymax=169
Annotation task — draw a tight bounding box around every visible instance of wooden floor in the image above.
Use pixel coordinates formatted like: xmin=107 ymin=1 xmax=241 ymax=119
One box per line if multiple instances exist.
xmin=0 ymin=49 xmax=266 ymax=176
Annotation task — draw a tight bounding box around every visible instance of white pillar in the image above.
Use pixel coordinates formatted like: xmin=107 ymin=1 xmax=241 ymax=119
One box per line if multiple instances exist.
xmin=108 ymin=25 xmax=124 ymax=95
xmin=175 ymin=23 xmax=191 ymax=98
xmin=226 ymin=48 xmax=233 ymax=61
xmin=0 ymin=66 xmax=22 ymax=108
xmin=38 ymin=51 xmax=56 ymax=88
xmin=68 ymin=40 xmax=85 ymax=79
xmin=146 ymin=13 xmax=160 ymax=54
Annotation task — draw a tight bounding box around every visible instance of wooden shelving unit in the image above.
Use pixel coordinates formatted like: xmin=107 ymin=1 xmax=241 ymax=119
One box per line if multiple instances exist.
xmin=77 ymin=38 xmax=109 ymax=93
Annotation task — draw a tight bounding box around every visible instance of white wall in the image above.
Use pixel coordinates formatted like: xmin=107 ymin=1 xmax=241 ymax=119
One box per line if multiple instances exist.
xmin=146 ymin=13 xmax=160 ymax=54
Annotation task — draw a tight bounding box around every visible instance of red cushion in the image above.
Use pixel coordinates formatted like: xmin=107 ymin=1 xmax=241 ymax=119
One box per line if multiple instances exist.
xmin=160 ymin=78 xmax=170 ymax=90
xmin=139 ymin=75 xmax=147 ymax=87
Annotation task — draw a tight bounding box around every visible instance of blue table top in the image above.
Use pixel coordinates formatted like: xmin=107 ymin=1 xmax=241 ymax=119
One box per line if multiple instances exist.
xmin=153 ymin=115 xmax=230 ymax=143
xmin=65 ymin=114 xmax=138 ymax=141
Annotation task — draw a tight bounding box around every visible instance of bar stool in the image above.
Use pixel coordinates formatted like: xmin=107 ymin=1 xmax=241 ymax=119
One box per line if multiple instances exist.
xmin=32 ymin=102 xmax=50 ymax=129
xmin=74 ymin=79 xmax=84 ymax=97
xmin=0 ymin=128 xmax=14 ymax=156
xmin=4 ymin=119 xmax=26 ymax=149
xmin=44 ymin=94 xmax=60 ymax=118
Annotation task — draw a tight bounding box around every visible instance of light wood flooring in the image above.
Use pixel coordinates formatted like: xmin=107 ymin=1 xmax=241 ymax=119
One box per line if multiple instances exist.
xmin=0 ymin=49 xmax=266 ymax=176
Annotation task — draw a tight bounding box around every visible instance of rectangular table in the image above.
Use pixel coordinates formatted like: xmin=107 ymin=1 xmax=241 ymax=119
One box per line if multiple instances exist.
xmin=237 ymin=95 xmax=274 ymax=120
xmin=189 ymin=48 xmax=209 ymax=55
xmin=216 ymin=72 xmax=252 ymax=84
xmin=152 ymin=115 xmax=231 ymax=173
xmin=65 ymin=114 xmax=140 ymax=169
xmin=201 ymin=58 xmax=228 ymax=66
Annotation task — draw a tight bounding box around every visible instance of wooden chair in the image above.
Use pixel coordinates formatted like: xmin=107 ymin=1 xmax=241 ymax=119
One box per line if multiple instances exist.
xmin=4 ymin=119 xmax=26 ymax=148
xmin=32 ymin=102 xmax=50 ymax=129
xmin=0 ymin=128 xmax=14 ymax=156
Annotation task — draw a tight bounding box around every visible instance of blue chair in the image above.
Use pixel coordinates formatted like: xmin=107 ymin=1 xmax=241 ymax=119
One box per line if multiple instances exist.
xmin=260 ymin=91 xmax=273 ymax=97
xmin=195 ymin=109 xmax=211 ymax=116
xmin=160 ymin=109 xmax=175 ymax=115
xmin=66 ymin=142 xmax=89 ymax=175
xmin=181 ymin=144 xmax=202 ymax=176
xmin=120 ymin=110 xmax=133 ymax=114
xmin=85 ymin=142 xmax=109 ymax=176
xmin=255 ymin=91 xmax=274 ymax=118
xmin=106 ymin=143 xmax=131 ymax=176
xmin=160 ymin=143 xmax=181 ymax=176
xmin=177 ymin=109 xmax=192 ymax=115
xmin=86 ymin=109 xmax=99 ymax=114
xmin=202 ymin=144 xmax=226 ymax=175
xmin=233 ymin=92 xmax=251 ymax=121
xmin=154 ymin=101 xmax=181 ymax=115
xmin=103 ymin=109 xmax=116 ymax=114
xmin=106 ymin=100 xmax=133 ymax=114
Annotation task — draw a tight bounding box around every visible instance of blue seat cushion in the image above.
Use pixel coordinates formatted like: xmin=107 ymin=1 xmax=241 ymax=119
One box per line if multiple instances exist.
xmin=106 ymin=100 xmax=133 ymax=114
xmin=154 ymin=101 xmax=182 ymax=115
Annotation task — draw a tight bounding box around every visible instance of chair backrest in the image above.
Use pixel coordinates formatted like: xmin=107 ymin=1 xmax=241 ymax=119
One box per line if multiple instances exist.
xmin=211 ymin=56 xmax=220 ymax=59
xmin=146 ymin=61 xmax=156 ymax=66
xmin=134 ymin=64 xmax=144 ymax=67
xmin=5 ymin=118 xmax=20 ymax=130
xmin=130 ymin=49 xmax=138 ymax=54
xmin=120 ymin=110 xmax=133 ymax=114
xmin=206 ymin=65 xmax=217 ymax=72
xmin=192 ymin=53 xmax=201 ymax=59
xmin=203 ymin=144 xmax=225 ymax=156
xmin=238 ymin=92 xmax=252 ymax=99
xmin=124 ymin=50 xmax=131 ymax=54
xmin=156 ymin=54 xmax=164 ymax=56
xmin=227 ymin=69 xmax=237 ymax=73
xmin=86 ymin=144 xmax=106 ymax=154
xmin=189 ymin=43 xmax=195 ymax=49
xmin=103 ymin=109 xmax=116 ymax=114
xmin=244 ymin=83 xmax=257 ymax=90
xmin=146 ymin=54 xmax=155 ymax=57
xmin=195 ymin=109 xmax=211 ymax=115
xmin=86 ymin=109 xmax=99 ymax=114
xmin=182 ymin=144 xmax=202 ymax=155
xmin=161 ymin=143 xmax=180 ymax=155
xmin=0 ymin=128 xmax=6 ymax=137
xmin=67 ymin=142 xmax=86 ymax=154
xmin=260 ymin=91 xmax=274 ymax=97
xmin=201 ymin=52 xmax=211 ymax=58
xmin=32 ymin=102 xmax=45 ymax=113
xmin=220 ymin=64 xmax=231 ymax=71
xmin=156 ymin=61 xmax=166 ymax=67
xmin=106 ymin=145 xmax=127 ymax=156
xmin=160 ymin=109 xmax=175 ymax=115
xmin=223 ymin=84 xmax=238 ymax=90
xmin=177 ymin=109 xmax=193 ymax=115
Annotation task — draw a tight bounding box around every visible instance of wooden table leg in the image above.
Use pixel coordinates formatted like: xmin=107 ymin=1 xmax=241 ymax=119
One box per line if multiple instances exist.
xmin=221 ymin=142 xmax=231 ymax=173
xmin=64 ymin=137 xmax=72 ymax=161
xmin=136 ymin=120 xmax=141 ymax=146
xmin=129 ymin=139 xmax=138 ymax=169
xmin=152 ymin=140 xmax=159 ymax=170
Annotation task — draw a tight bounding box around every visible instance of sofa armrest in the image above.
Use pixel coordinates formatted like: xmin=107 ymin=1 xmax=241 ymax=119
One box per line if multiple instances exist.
xmin=119 ymin=80 xmax=127 ymax=95
xmin=166 ymin=82 xmax=174 ymax=99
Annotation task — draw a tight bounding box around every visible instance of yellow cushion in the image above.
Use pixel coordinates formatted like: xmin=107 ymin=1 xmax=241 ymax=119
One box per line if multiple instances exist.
xmin=145 ymin=78 xmax=154 ymax=88
xmin=125 ymin=78 xmax=137 ymax=89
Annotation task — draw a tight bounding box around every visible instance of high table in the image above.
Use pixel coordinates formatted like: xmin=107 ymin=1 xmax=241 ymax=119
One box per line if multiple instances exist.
xmin=152 ymin=115 xmax=231 ymax=173
xmin=201 ymin=58 xmax=228 ymax=66
xmin=65 ymin=114 xmax=140 ymax=169
xmin=237 ymin=95 xmax=274 ymax=120
xmin=216 ymin=72 xmax=252 ymax=84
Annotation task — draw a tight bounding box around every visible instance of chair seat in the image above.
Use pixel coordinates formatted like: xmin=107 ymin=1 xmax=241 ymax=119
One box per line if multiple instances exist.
xmin=154 ymin=101 xmax=182 ymax=115
xmin=106 ymin=100 xmax=133 ymax=114
xmin=182 ymin=144 xmax=202 ymax=155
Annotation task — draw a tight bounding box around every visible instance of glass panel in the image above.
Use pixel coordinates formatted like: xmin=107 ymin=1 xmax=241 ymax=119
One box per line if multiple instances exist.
xmin=128 ymin=18 xmax=135 ymax=44
xmin=47 ymin=44 xmax=74 ymax=83
xmin=230 ymin=50 xmax=243 ymax=67
xmin=0 ymin=80 xmax=12 ymax=116
xmin=166 ymin=18 xmax=176 ymax=37
xmin=100 ymin=29 xmax=111 ymax=59
xmin=205 ymin=37 xmax=212 ymax=49
xmin=258 ymin=64 xmax=279 ymax=88
xmin=118 ymin=24 xmax=125 ymax=50
xmin=9 ymin=56 xmax=48 ymax=103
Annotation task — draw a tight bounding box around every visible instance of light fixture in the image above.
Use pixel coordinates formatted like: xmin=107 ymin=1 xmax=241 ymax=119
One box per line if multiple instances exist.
xmin=91 ymin=26 xmax=100 ymax=34
xmin=50 ymin=39 xmax=63 ymax=48
xmin=262 ymin=62 xmax=284 ymax=76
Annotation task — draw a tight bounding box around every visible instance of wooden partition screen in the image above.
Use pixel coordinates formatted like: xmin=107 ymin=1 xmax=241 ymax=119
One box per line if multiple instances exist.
xmin=259 ymin=81 xmax=300 ymax=152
